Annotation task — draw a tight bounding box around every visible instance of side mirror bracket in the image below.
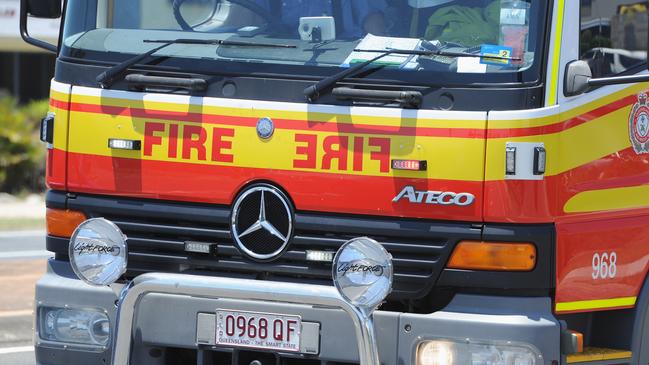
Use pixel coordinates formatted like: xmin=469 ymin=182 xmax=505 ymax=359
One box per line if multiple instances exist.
xmin=19 ymin=0 xmax=62 ymax=53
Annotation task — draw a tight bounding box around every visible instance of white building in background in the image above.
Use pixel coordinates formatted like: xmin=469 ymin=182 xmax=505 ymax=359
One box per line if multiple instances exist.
xmin=0 ymin=0 xmax=60 ymax=102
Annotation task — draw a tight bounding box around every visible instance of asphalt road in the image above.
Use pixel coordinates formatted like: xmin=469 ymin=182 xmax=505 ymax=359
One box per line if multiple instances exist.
xmin=0 ymin=231 xmax=49 ymax=365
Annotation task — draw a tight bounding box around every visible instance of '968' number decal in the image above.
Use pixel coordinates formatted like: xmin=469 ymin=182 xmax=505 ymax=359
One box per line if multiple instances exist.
xmin=592 ymin=252 xmax=617 ymax=280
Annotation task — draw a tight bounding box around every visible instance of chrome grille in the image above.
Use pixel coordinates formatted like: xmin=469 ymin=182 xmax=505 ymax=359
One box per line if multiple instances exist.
xmin=65 ymin=194 xmax=478 ymax=299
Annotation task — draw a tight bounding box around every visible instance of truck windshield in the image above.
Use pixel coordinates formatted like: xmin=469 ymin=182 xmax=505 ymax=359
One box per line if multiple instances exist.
xmin=61 ymin=0 xmax=547 ymax=87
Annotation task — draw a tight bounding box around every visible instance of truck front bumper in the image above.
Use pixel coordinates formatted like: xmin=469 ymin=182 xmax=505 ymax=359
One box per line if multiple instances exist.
xmin=35 ymin=259 xmax=560 ymax=365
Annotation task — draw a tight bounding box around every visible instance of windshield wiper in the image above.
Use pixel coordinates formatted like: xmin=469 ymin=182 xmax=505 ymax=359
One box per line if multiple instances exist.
xmin=304 ymin=46 xmax=520 ymax=103
xmin=97 ymin=38 xmax=297 ymax=89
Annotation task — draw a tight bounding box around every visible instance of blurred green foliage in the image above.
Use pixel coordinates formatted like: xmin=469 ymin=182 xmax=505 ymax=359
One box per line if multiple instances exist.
xmin=0 ymin=94 xmax=49 ymax=193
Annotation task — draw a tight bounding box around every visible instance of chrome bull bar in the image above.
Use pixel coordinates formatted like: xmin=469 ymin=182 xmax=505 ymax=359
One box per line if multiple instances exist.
xmin=110 ymin=273 xmax=381 ymax=365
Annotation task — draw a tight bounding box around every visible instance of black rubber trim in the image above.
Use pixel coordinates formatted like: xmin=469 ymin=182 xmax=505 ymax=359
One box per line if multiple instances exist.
xmin=47 ymin=236 xmax=70 ymax=254
xmin=126 ymin=74 xmax=208 ymax=92
xmin=36 ymin=343 xmax=110 ymax=365
xmin=45 ymin=190 xmax=67 ymax=209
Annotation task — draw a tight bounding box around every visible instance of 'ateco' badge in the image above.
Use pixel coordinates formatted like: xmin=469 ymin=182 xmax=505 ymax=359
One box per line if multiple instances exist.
xmin=629 ymin=93 xmax=649 ymax=154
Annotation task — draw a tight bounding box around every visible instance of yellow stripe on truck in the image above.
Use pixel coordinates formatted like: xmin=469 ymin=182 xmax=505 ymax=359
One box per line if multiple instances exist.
xmin=564 ymin=185 xmax=649 ymax=213
xmin=555 ymin=297 xmax=637 ymax=312
xmin=547 ymin=0 xmax=565 ymax=106
xmin=49 ymin=90 xmax=71 ymax=152
xmin=567 ymin=347 xmax=633 ymax=363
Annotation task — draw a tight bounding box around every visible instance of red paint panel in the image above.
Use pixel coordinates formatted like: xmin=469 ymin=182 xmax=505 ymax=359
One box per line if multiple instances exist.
xmin=484 ymin=148 xmax=649 ymax=223
xmin=483 ymin=179 xmax=555 ymax=223
xmin=46 ymin=148 xmax=67 ymax=190
xmin=65 ymin=151 xmax=483 ymax=221
xmin=556 ymin=210 xmax=649 ymax=310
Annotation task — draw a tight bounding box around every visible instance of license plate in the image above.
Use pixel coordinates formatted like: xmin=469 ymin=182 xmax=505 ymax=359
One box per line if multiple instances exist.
xmin=215 ymin=310 xmax=302 ymax=352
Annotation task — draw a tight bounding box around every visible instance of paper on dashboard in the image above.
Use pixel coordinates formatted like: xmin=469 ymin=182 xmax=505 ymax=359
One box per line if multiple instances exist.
xmin=342 ymin=34 xmax=421 ymax=68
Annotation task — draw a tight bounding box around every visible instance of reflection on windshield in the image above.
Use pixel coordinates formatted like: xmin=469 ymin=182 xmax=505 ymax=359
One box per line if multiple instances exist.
xmin=63 ymin=0 xmax=542 ymax=77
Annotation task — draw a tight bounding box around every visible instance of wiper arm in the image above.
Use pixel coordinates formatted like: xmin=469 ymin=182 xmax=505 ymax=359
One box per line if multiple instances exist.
xmin=97 ymin=38 xmax=296 ymax=89
xmin=97 ymin=41 xmax=172 ymax=89
xmin=304 ymin=51 xmax=396 ymax=102
xmin=304 ymin=46 xmax=520 ymax=103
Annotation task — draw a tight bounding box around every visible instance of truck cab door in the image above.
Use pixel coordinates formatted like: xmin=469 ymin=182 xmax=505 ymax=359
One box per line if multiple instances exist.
xmin=552 ymin=0 xmax=649 ymax=315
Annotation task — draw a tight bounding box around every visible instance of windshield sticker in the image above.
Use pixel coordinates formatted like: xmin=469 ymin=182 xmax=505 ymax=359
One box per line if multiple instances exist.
xmin=500 ymin=8 xmax=527 ymax=25
xmin=457 ymin=57 xmax=487 ymax=73
xmin=480 ymin=45 xmax=513 ymax=66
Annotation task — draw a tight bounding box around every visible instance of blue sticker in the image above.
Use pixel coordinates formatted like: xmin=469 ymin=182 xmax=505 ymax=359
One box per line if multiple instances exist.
xmin=480 ymin=45 xmax=513 ymax=66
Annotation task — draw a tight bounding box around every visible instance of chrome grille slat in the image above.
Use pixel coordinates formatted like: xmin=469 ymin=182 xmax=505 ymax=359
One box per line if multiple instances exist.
xmin=129 ymin=253 xmax=333 ymax=278
xmin=292 ymin=235 xmax=445 ymax=254
xmin=114 ymin=218 xmax=446 ymax=296
xmin=114 ymin=220 xmax=231 ymax=239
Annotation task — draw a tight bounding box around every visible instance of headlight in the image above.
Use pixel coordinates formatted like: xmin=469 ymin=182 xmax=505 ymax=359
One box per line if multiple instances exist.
xmin=417 ymin=339 xmax=542 ymax=365
xmin=39 ymin=307 xmax=110 ymax=348
xmin=69 ymin=218 xmax=127 ymax=286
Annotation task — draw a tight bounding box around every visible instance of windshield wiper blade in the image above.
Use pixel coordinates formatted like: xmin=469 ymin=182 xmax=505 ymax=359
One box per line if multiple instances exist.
xmin=143 ymin=39 xmax=297 ymax=48
xmin=97 ymin=38 xmax=296 ymax=89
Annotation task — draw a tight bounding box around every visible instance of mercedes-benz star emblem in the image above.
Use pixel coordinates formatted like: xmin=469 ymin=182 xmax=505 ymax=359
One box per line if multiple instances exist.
xmin=256 ymin=117 xmax=275 ymax=139
xmin=231 ymin=185 xmax=293 ymax=261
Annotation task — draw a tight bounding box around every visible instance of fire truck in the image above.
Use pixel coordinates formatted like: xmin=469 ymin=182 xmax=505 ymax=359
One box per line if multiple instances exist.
xmin=18 ymin=0 xmax=649 ymax=364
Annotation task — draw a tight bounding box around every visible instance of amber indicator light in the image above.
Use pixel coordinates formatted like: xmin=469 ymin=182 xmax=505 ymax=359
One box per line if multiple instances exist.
xmin=46 ymin=208 xmax=87 ymax=238
xmin=447 ymin=241 xmax=536 ymax=272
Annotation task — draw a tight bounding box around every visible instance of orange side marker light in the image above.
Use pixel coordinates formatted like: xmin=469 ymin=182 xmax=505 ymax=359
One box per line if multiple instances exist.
xmin=46 ymin=208 xmax=87 ymax=238
xmin=447 ymin=241 xmax=537 ymax=271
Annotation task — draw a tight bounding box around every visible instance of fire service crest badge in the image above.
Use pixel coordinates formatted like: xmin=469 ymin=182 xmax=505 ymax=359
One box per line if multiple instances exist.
xmin=629 ymin=92 xmax=649 ymax=154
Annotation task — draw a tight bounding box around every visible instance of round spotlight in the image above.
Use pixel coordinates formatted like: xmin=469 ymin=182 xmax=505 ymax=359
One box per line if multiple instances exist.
xmin=69 ymin=218 xmax=127 ymax=286
xmin=332 ymin=237 xmax=393 ymax=312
